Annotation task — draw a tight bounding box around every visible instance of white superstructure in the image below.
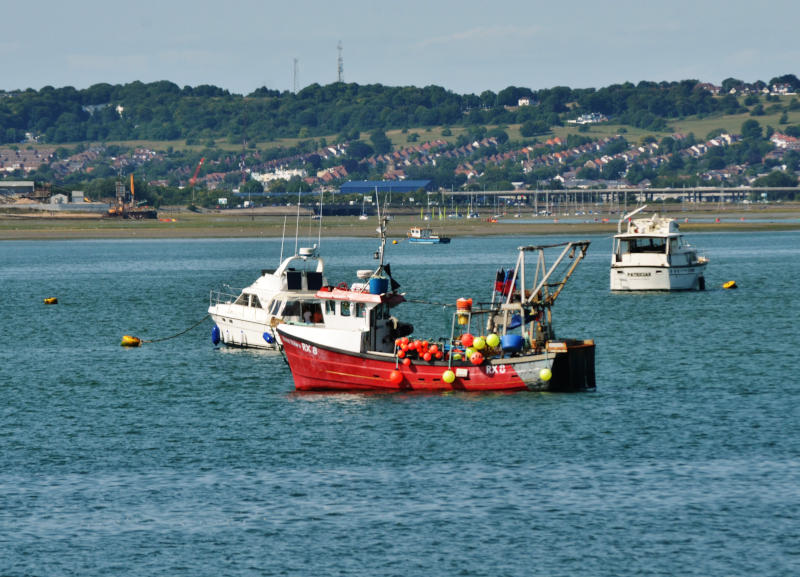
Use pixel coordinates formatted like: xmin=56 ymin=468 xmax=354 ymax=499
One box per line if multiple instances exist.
xmin=610 ymin=206 xmax=708 ymax=291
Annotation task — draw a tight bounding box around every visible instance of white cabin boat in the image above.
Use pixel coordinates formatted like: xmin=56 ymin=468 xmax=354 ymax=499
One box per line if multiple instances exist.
xmin=407 ymin=226 xmax=451 ymax=244
xmin=611 ymin=206 xmax=708 ymax=291
xmin=208 ymin=246 xmax=327 ymax=349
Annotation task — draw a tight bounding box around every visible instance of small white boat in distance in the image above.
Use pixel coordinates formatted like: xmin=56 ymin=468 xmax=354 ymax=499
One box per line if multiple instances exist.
xmin=208 ymin=246 xmax=327 ymax=349
xmin=611 ymin=205 xmax=708 ymax=291
xmin=407 ymin=226 xmax=451 ymax=244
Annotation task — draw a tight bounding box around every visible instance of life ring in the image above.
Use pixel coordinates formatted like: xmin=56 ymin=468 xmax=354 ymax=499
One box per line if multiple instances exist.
xmin=336 ymin=282 xmax=349 ymax=290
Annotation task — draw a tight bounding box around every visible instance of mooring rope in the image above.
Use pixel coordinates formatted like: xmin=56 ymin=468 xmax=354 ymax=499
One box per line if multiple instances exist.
xmin=139 ymin=314 xmax=211 ymax=344
xmin=404 ymin=298 xmax=495 ymax=310
xmin=404 ymin=298 xmax=454 ymax=307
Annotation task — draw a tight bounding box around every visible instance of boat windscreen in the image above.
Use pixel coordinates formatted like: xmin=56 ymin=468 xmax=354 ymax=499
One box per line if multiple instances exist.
xmin=624 ymin=238 xmax=667 ymax=253
xmin=286 ymin=271 xmax=302 ymax=290
xmin=307 ymin=272 xmax=323 ymax=290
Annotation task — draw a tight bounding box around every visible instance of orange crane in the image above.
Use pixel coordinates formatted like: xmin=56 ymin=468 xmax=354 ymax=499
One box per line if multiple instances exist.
xmin=189 ymin=157 xmax=205 ymax=187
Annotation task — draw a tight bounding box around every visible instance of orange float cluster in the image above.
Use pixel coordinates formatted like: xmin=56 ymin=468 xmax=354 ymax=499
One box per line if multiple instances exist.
xmin=394 ymin=336 xmax=444 ymax=366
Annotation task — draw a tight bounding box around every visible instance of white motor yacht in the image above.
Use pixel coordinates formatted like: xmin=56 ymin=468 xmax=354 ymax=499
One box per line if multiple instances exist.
xmin=209 ymin=246 xmax=327 ymax=349
xmin=611 ymin=206 xmax=708 ymax=291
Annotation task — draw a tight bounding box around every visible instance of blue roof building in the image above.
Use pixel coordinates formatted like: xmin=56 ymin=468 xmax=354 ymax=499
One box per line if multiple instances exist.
xmin=339 ymin=180 xmax=432 ymax=194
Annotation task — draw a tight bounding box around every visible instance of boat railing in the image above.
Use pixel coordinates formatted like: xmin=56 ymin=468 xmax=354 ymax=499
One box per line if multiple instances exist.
xmin=209 ymin=288 xmax=242 ymax=307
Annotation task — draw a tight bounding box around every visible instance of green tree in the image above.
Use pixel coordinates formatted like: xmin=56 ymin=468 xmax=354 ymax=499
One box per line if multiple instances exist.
xmin=741 ymin=119 xmax=762 ymax=140
xmin=520 ymin=120 xmax=548 ymax=137
xmin=601 ymin=158 xmax=627 ymax=180
xmin=240 ymin=179 xmax=264 ymax=193
xmin=752 ymin=170 xmax=797 ymax=188
xmin=369 ymin=130 xmax=392 ymax=154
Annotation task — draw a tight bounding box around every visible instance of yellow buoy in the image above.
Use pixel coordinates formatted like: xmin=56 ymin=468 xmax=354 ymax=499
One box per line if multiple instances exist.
xmin=392 ymin=240 xmax=398 ymax=244
xmin=121 ymin=335 xmax=142 ymax=347
xmin=723 ymin=280 xmax=737 ymax=290
xmin=43 ymin=297 xmax=58 ymax=304
xmin=442 ymin=370 xmax=455 ymax=384
xmin=539 ymin=368 xmax=552 ymax=382
xmin=486 ymin=333 xmax=500 ymax=348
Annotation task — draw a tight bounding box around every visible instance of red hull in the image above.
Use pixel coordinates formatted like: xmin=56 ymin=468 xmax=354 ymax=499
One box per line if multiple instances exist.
xmin=278 ymin=329 xmax=555 ymax=392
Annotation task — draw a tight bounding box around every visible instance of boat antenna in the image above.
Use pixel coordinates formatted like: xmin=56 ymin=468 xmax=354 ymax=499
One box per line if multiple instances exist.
xmin=279 ymin=215 xmax=287 ymax=263
xmin=374 ymin=187 xmax=388 ymax=273
xmin=317 ymin=189 xmax=323 ymax=251
xmin=294 ymin=189 xmax=301 ymax=256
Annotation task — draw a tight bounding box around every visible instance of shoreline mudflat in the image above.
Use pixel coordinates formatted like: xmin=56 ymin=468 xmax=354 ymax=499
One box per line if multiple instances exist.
xmin=2 ymin=206 xmax=800 ymax=240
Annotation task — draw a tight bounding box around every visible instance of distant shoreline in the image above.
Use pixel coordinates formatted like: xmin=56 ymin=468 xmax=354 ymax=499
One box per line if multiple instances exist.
xmin=2 ymin=205 xmax=800 ymax=240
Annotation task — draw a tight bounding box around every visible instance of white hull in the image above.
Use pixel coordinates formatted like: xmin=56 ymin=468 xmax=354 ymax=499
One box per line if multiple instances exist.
xmin=209 ymin=305 xmax=279 ymax=350
xmin=610 ymin=263 xmax=706 ymax=291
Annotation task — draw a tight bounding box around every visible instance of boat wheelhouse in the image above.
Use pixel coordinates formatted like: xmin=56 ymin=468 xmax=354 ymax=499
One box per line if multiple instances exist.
xmin=611 ymin=206 xmax=708 ymax=291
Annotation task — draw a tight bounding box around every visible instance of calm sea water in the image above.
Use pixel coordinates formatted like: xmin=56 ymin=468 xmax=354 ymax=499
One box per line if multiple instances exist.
xmin=2 ymin=230 xmax=799 ymax=576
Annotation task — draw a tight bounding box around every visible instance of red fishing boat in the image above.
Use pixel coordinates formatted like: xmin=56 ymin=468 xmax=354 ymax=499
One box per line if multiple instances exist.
xmin=276 ymin=215 xmax=595 ymax=392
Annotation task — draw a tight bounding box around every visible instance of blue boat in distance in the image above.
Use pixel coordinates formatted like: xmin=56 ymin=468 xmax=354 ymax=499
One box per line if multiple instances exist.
xmin=407 ymin=226 xmax=451 ymax=244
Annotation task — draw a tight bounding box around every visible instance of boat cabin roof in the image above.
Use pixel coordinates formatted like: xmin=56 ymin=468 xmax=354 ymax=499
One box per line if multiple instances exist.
xmin=315 ymin=285 xmax=405 ymax=305
xmin=615 ymin=214 xmax=681 ymax=238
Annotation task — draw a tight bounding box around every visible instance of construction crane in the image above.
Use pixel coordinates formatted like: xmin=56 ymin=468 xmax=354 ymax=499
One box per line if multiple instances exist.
xmin=189 ymin=157 xmax=205 ymax=204
xmin=189 ymin=158 xmax=205 ymax=188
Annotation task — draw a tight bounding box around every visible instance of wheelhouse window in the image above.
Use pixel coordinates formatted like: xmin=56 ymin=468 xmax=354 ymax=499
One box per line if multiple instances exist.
xmin=325 ymin=301 xmax=336 ymax=315
xmin=624 ymin=238 xmax=667 ymax=254
xmin=355 ymin=302 xmax=366 ymax=318
xmin=375 ymin=303 xmax=390 ymax=320
xmin=340 ymin=301 xmax=351 ymax=317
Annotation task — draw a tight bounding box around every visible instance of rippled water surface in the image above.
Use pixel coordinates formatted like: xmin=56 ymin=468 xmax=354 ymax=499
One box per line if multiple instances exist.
xmin=2 ymin=231 xmax=799 ymax=576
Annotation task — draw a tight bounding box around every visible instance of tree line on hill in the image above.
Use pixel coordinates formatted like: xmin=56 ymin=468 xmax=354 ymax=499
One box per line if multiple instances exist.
xmin=2 ymin=75 xmax=800 ymax=145
xmin=3 ymin=75 xmax=800 ymax=208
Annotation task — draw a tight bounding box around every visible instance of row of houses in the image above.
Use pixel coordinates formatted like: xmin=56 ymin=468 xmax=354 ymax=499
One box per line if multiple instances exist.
xmin=0 ymin=147 xmax=55 ymax=173
xmin=698 ymin=83 xmax=797 ymax=96
xmin=770 ymin=133 xmax=800 ymax=150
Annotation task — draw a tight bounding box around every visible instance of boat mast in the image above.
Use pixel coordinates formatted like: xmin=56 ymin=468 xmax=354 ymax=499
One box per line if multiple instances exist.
xmin=294 ymin=189 xmax=301 ymax=256
xmin=317 ymin=189 xmax=323 ymax=251
xmin=374 ymin=187 xmax=388 ymax=273
xmin=279 ymin=215 xmax=287 ymax=263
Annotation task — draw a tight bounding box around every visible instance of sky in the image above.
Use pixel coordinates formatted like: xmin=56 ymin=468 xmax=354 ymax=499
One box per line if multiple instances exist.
xmin=3 ymin=0 xmax=799 ymax=96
